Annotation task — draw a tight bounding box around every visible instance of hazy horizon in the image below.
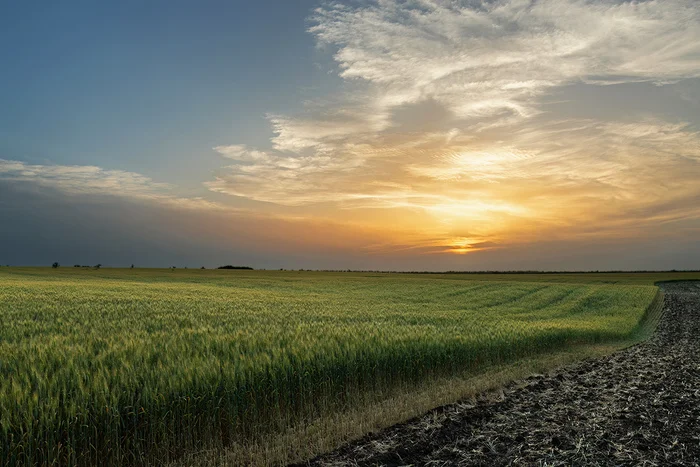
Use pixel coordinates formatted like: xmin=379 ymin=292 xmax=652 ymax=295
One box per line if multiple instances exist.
xmin=2 ymin=0 xmax=700 ymax=271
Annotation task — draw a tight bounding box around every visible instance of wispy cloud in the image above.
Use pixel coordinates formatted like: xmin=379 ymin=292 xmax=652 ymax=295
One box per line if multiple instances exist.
xmin=310 ymin=0 xmax=700 ymax=119
xmin=204 ymin=0 xmax=700 ymax=256
xmin=0 ymin=159 xmax=169 ymax=195
xmin=0 ymin=159 xmax=223 ymax=211
xmin=205 ymin=144 xmax=367 ymax=205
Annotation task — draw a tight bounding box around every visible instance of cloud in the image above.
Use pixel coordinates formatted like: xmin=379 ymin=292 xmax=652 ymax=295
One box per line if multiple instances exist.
xmin=205 ymin=144 xmax=369 ymax=205
xmin=0 ymin=159 xmax=224 ymax=211
xmin=310 ymin=0 xmax=700 ymax=118
xmin=0 ymin=159 xmax=170 ymax=195
xmin=268 ymin=108 xmax=388 ymax=153
xmin=203 ymin=0 xmax=700 ymax=259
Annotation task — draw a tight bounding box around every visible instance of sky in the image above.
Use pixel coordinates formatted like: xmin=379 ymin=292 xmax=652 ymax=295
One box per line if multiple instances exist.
xmin=1 ymin=0 xmax=700 ymax=270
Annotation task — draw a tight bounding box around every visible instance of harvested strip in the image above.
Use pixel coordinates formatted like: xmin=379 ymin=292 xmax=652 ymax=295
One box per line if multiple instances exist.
xmin=301 ymin=281 xmax=700 ymax=466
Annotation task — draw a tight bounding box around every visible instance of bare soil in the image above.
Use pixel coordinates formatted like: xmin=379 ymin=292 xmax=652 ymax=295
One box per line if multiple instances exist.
xmin=298 ymin=281 xmax=700 ymax=466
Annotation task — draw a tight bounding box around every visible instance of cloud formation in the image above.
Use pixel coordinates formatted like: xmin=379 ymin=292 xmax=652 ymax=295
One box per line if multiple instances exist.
xmin=0 ymin=159 xmax=222 ymax=210
xmin=204 ymin=0 xmax=700 ymax=256
xmin=311 ymin=0 xmax=700 ymax=115
xmin=0 ymin=159 xmax=170 ymax=195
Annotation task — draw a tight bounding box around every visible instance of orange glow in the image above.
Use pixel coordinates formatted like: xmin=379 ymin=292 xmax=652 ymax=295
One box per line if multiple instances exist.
xmin=443 ymin=237 xmax=495 ymax=255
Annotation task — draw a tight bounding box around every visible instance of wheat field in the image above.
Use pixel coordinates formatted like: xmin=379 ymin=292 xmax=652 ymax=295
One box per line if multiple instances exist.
xmin=0 ymin=268 xmax=668 ymax=465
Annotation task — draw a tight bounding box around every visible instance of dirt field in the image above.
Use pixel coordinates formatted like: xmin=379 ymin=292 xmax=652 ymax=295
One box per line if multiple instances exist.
xmin=300 ymin=281 xmax=700 ymax=466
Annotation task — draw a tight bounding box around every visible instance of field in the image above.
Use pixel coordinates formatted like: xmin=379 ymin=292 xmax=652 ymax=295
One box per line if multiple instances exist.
xmin=0 ymin=267 xmax=690 ymax=466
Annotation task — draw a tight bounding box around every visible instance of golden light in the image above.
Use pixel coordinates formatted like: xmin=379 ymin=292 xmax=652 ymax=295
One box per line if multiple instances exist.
xmin=444 ymin=237 xmax=493 ymax=255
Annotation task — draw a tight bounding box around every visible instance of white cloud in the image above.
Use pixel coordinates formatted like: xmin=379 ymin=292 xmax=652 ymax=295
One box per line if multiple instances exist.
xmin=269 ymin=108 xmax=388 ymax=153
xmin=310 ymin=0 xmax=700 ymax=121
xmin=0 ymin=159 xmax=225 ymax=211
xmin=205 ymin=144 xmax=369 ymax=205
xmin=0 ymin=160 xmax=170 ymax=195
xmin=210 ymin=0 xmax=700 ymax=202
xmin=203 ymin=0 xmax=700 ymax=252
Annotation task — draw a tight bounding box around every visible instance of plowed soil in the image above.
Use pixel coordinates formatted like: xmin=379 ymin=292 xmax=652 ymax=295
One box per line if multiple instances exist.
xmin=299 ymin=281 xmax=700 ymax=466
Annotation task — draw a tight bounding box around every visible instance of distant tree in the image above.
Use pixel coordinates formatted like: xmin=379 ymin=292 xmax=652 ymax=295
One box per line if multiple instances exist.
xmin=218 ymin=265 xmax=253 ymax=270
xmin=94 ymin=264 xmax=102 ymax=269
xmin=74 ymin=264 xmax=81 ymax=268
xmin=52 ymin=262 xmax=60 ymax=269
xmin=131 ymin=264 xmax=134 ymax=269
xmin=201 ymin=266 xmax=206 ymax=269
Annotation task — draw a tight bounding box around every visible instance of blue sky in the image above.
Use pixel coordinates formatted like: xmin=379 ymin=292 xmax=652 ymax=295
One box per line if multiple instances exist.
xmin=0 ymin=0 xmax=328 ymax=185
xmin=2 ymin=0 xmax=700 ymax=269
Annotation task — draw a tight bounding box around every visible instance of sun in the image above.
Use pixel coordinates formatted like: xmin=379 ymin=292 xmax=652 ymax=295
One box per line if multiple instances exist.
xmin=445 ymin=237 xmax=492 ymax=254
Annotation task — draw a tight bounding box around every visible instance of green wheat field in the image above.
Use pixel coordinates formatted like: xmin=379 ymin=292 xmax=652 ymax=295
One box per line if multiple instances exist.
xmin=1 ymin=267 xmax=695 ymax=466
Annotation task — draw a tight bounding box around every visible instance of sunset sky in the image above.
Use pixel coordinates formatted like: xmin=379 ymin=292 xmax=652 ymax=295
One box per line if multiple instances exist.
xmin=2 ymin=0 xmax=700 ymax=270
